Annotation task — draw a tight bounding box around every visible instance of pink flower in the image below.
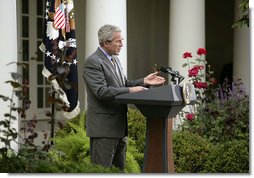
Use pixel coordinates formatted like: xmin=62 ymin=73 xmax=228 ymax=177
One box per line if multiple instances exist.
xmin=183 ymin=52 xmax=192 ymax=59
xmin=197 ymin=48 xmax=207 ymax=55
xmin=186 ymin=113 xmax=194 ymax=121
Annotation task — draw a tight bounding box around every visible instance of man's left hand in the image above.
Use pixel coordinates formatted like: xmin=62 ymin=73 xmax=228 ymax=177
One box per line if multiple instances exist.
xmin=144 ymin=71 xmax=165 ymax=86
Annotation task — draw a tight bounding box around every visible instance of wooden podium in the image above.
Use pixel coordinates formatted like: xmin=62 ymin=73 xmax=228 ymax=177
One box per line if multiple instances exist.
xmin=115 ymin=84 xmax=196 ymax=173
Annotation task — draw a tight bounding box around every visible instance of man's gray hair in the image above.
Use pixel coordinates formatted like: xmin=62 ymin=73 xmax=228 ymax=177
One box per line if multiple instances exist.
xmin=98 ymin=24 xmax=121 ymax=45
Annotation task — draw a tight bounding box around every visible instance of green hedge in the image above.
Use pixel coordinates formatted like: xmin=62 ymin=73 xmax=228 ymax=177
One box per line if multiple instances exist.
xmin=172 ymin=130 xmax=249 ymax=173
xmin=53 ymin=111 xmax=141 ymax=173
xmin=173 ymin=130 xmax=213 ymax=173
xmin=127 ymin=108 xmax=146 ymax=168
xmin=0 ymin=108 xmax=249 ymax=173
xmin=202 ymin=140 xmax=249 ymax=173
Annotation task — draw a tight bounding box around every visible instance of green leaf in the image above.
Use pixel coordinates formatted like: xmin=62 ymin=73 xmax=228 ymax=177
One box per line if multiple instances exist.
xmin=5 ymin=80 xmax=22 ymax=88
xmin=0 ymin=95 xmax=10 ymax=101
xmin=4 ymin=113 xmax=16 ymax=120
xmin=11 ymin=72 xmax=23 ymax=80
xmin=0 ymin=121 xmax=8 ymax=127
xmin=15 ymin=90 xmax=23 ymax=98
xmin=182 ymin=63 xmax=188 ymax=67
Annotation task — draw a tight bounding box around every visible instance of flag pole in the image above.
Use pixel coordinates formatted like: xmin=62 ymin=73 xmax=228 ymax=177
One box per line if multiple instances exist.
xmin=50 ymin=89 xmax=55 ymax=146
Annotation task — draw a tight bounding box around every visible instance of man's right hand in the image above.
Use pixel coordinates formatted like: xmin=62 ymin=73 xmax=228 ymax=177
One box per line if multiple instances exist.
xmin=129 ymin=86 xmax=148 ymax=93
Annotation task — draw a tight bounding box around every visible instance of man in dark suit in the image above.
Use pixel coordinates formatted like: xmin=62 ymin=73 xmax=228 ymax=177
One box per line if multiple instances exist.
xmin=83 ymin=24 xmax=165 ymax=170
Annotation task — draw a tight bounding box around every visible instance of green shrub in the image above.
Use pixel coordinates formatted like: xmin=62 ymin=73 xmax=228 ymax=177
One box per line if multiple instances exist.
xmin=0 ymin=151 xmax=26 ymax=173
xmin=126 ymin=137 xmax=143 ymax=173
xmin=54 ymin=112 xmax=90 ymax=162
xmin=53 ymin=111 xmax=141 ymax=173
xmin=55 ymin=111 xmax=86 ymax=138
xmin=173 ymin=130 xmax=213 ymax=173
xmin=203 ymin=140 xmax=249 ymax=173
xmin=48 ymin=150 xmax=122 ymax=173
xmin=127 ymin=108 xmax=146 ymax=168
xmin=0 ymin=148 xmax=60 ymax=173
xmin=172 ymin=130 xmax=249 ymax=173
xmin=0 ymin=148 xmax=118 ymax=173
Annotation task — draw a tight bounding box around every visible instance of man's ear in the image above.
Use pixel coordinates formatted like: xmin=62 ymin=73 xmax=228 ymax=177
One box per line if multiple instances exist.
xmin=103 ymin=41 xmax=109 ymax=47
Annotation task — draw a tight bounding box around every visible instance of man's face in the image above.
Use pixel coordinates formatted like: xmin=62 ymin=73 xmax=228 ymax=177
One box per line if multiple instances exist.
xmin=104 ymin=32 xmax=123 ymax=56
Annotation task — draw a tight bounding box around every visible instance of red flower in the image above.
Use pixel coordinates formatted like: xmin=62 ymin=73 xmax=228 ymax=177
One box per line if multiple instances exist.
xmin=186 ymin=113 xmax=194 ymax=121
xmin=193 ymin=81 xmax=208 ymax=89
xmin=210 ymin=78 xmax=217 ymax=85
xmin=188 ymin=66 xmax=199 ymax=77
xmin=198 ymin=65 xmax=204 ymax=70
xmin=197 ymin=48 xmax=207 ymax=55
xmin=183 ymin=52 xmax=192 ymax=58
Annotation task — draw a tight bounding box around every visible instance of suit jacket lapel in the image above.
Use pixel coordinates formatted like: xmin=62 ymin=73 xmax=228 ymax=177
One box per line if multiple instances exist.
xmin=96 ymin=48 xmax=123 ymax=86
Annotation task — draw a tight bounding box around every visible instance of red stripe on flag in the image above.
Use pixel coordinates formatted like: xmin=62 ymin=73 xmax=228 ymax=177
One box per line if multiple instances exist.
xmin=54 ymin=4 xmax=65 ymax=29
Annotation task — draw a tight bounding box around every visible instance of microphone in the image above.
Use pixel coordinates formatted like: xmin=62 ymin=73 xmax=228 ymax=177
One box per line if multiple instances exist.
xmin=160 ymin=66 xmax=175 ymax=75
xmin=159 ymin=66 xmax=185 ymax=84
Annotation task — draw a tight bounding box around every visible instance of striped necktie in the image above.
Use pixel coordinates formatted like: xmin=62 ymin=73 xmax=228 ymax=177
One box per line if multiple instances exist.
xmin=111 ymin=57 xmax=124 ymax=85
xmin=111 ymin=57 xmax=117 ymax=68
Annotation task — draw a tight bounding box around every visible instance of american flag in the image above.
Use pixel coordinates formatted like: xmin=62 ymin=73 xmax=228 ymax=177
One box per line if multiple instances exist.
xmin=40 ymin=0 xmax=80 ymax=119
xmin=54 ymin=3 xmax=65 ymax=29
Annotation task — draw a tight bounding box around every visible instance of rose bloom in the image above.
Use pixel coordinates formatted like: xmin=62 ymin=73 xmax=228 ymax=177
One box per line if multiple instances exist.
xmin=194 ymin=81 xmax=208 ymax=89
xmin=188 ymin=66 xmax=199 ymax=77
xmin=197 ymin=48 xmax=207 ymax=55
xmin=183 ymin=52 xmax=192 ymax=58
xmin=198 ymin=65 xmax=204 ymax=70
xmin=186 ymin=113 xmax=194 ymax=121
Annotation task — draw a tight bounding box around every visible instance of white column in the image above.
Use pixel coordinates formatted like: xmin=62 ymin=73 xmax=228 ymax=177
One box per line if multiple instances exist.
xmin=250 ymin=0 xmax=254 ymax=146
xmin=233 ymin=0 xmax=250 ymax=94
xmin=0 ymin=0 xmax=18 ymax=151
xmin=169 ymin=0 xmax=205 ymax=130
xmin=74 ymin=0 xmax=86 ymax=111
xmin=169 ymin=0 xmax=205 ymax=81
xmin=85 ymin=0 xmax=127 ymax=74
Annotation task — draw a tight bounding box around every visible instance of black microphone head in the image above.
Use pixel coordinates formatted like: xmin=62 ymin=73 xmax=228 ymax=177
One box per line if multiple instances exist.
xmin=160 ymin=66 xmax=170 ymax=73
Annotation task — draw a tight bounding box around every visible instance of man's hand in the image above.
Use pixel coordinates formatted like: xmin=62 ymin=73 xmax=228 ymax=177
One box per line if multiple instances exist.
xmin=129 ymin=86 xmax=148 ymax=93
xmin=144 ymin=71 xmax=165 ymax=86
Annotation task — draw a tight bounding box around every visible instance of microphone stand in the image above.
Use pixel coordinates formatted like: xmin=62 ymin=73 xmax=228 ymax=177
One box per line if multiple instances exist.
xmin=171 ymin=76 xmax=177 ymax=85
xmin=170 ymin=72 xmax=184 ymax=85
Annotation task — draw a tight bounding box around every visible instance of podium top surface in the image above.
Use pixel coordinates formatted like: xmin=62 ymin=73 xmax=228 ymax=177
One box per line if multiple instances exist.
xmin=115 ymin=84 xmax=196 ymax=106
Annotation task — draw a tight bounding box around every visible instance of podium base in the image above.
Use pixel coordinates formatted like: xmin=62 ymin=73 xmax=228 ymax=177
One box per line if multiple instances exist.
xmin=142 ymin=117 xmax=175 ymax=173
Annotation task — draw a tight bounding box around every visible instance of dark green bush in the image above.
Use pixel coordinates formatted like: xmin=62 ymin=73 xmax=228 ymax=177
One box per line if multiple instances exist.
xmin=202 ymin=140 xmax=249 ymax=173
xmin=0 ymin=149 xmax=59 ymax=173
xmin=53 ymin=111 xmax=141 ymax=173
xmin=54 ymin=112 xmax=90 ymax=162
xmin=14 ymin=148 xmax=122 ymax=173
xmin=0 ymin=111 xmax=140 ymax=173
xmin=125 ymin=138 xmax=142 ymax=173
xmin=173 ymin=130 xmax=213 ymax=173
xmin=48 ymin=150 xmax=122 ymax=173
xmin=127 ymin=108 xmax=146 ymax=166
xmin=172 ymin=130 xmax=249 ymax=173
xmin=0 ymin=149 xmax=122 ymax=173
